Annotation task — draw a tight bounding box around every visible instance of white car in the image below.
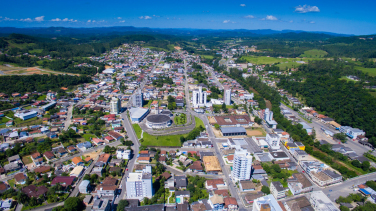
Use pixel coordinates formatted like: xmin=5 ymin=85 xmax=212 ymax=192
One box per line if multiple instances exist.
xmin=119 ymin=185 xmax=122 ymax=189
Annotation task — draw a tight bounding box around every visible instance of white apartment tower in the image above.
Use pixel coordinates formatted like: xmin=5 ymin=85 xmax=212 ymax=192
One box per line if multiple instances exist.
xmin=231 ymin=146 xmax=253 ymax=181
xmin=192 ymin=86 xmax=208 ymax=108
xmin=110 ymin=97 xmax=121 ymax=114
xmin=126 ymin=172 xmax=153 ymax=199
xmin=133 ymin=89 xmax=143 ymax=108
xmin=266 ymin=133 xmax=281 ymax=150
xmin=224 ymin=86 xmax=231 ymax=105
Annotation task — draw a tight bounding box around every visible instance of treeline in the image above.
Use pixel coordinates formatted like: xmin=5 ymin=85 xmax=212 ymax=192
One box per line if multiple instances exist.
xmin=227 ymin=68 xmax=362 ymax=178
xmin=0 ymin=74 xmax=92 ymax=95
xmin=278 ymin=60 xmax=376 ymax=145
xmin=41 ymin=59 xmax=105 ymax=75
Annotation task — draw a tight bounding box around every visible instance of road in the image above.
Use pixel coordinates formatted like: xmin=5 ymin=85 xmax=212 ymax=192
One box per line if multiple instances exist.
xmin=63 ymin=105 xmax=73 ymax=131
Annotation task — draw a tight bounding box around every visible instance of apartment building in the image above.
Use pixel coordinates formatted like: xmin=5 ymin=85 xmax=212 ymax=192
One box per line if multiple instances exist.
xmin=231 ymin=146 xmax=253 ymax=181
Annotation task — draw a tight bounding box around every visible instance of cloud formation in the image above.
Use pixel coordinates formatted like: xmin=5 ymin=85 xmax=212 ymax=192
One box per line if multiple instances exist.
xmin=295 ymin=5 xmax=320 ymax=13
xmin=223 ymin=20 xmax=230 ymax=23
xmin=243 ymin=15 xmax=255 ymax=19
xmin=240 ymin=4 xmax=246 ymax=7
xmin=52 ymin=18 xmax=77 ymax=22
xmin=263 ymin=15 xmax=278 ymax=21
xmin=117 ymin=17 xmax=122 ymax=19
xmin=310 ymin=21 xmax=315 ymax=24
xmin=34 ymin=16 xmax=44 ymax=21
xmin=20 ymin=18 xmax=32 ymax=22
xmin=139 ymin=16 xmax=152 ymax=20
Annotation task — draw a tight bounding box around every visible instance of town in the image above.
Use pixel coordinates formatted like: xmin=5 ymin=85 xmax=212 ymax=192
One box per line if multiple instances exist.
xmin=0 ymin=40 xmax=376 ymax=211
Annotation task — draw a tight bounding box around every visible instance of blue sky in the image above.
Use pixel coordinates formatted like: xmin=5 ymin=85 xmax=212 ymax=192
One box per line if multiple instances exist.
xmin=0 ymin=0 xmax=375 ymax=35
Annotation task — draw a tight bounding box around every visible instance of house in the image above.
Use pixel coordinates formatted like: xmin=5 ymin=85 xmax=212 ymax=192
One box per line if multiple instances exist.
xmin=96 ymin=154 xmax=111 ymax=166
xmin=77 ymin=141 xmax=92 ymax=151
xmin=95 ymin=177 xmax=118 ymax=197
xmin=137 ymin=157 xmax=150 ymax=163
xmin=8 ymin=155 xmax=20 ymax=163
xmin=22 ymin=185 xmax=48 ymax=198
xmin=109 ymin=159 xmax=123 ymax=167
xmin=4 ymin=163 xmax=22 ymax=173
xmin=239 ymin=181 xmax=256 ymax=192
xmin=70 ymin=166 xmax=84 ymax=177
xmin=92 ymin=198 xmax=111 ymax=211
xmin=14 ymin=173 xmax=27 ymax=185
xmin=270 ymin=181 xmax=286 ymax=199
xmin=34 ymin=166 xmax=51 ymax=174
xmin=206 ymin=179 xmax=227 ymax=190
xmin=224 ymin=197 xmax=238 ymax=211
xmin=117 ymin=149 xmax=131 ymax=159
xmin=108 ymin=131 xmax=123 ymax=140
xmin=72 ymin=157 xmax=84 ymax=166
xmin=79 ymin=180 xmax=91 ymax=194
xmin=0 ymin=183 xmax=9 ymax=194
xmin=92 ymin=167 xmax=104 ymax=177
xmin=83 ymin=195 xmax=93 ymax=206
xmin=287 ymin=173 xmax=313 ymax=195
xmin=189 ymin=161 xmax=204 ymax=172
xmin=31 ymin=152 xmax=43 ymax=165
xmin=209 ymin=194 xmax=224 ymax=211
xmin=175 ymin=175 xmax=187 ymax=189
xmin=176 ymin=191 xmax=190 ymax=204
xmin=67 ymin=145 xmax=78 ymax=153
xmin=244 ymin=192 xmax=264 ymax=204
xmin=92 ymin=138 xmax=105 ymax=146
xmin=283 ymin=196 xmax=313 ymax=211
xmin=43 ymin=151 xmax=55 ymax=161
xmin=51 ymin=176 xmax=76 ymax=187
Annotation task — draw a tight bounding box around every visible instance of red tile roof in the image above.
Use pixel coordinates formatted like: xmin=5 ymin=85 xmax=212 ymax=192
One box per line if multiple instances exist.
xmin=51 ymin=176 xmax=76 ymax=186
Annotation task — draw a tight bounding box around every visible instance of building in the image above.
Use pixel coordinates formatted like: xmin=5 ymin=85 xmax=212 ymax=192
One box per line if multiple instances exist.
xmin=252 ymin=194 xmax=283 ymax=211
xmin=300 ymin=161 xmax=342 ymax=186
xmin=192 ymin=86 xmax=208 ymax=108
xmin=126 ymin=172 xmax=153 ymax=199
xmin=14 ymin=110 xmax=38 ymax=120
xmin=22 ymin=185 xmax=48 ymax=198
xmin=110 ymin=97 xmax=121 ymax=114
xmin=91 ymin=198 xmax=111 ymax=211
xmin=309 ymin=191 xmax=339 ymax=211
xmin=70 ymin=166 xmax=84 ymax=177
xmin=292 ymin=150 xmax=308 ymax=163
xmin=287 ymin=173 xmax=313 ymax=195
xmin=266 ymin=133 xmax=280 ymax=150
xmin=239 ymin=181 xmax=256 ymax=192
xmin=208 ymin=194 xmax=224 ymax=211
xmin=264 ymin=108 xmax=278 ymax=129
xmin=203 ymin=156 xmax=222 ymax=174
xmin=79 ymin=180 xmax=91 ymax=194
xmin=283 ymin=196 xmax=313 ymax=211
xmin=221 ymin=127 xmax=247 ymax=136
xmin=129 ymin=107 xmax=150 ymax=123
xmin=146 ymin=114 xmax=171 ymax=128
xmin=214 ymin=115 xmax=253 ymax=127
xmin=133 ymin=89 xmax=143 ymax=108
xmin=206 ymin=179 xmax=227 ymax=190
xmin=224 ymin=86 xmax=231 ymax=105
xmin=116 ymin=149 xmax=131 ymax=159
xmin=224 ymin=197 xmax=238 ymax=211
xmin=231 ymin=146 xmax=253 ymax=181
xmin=270 ymin=181 xmax=286 ymax=199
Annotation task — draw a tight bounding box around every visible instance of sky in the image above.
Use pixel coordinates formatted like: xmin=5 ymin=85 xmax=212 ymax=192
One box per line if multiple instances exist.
xmin=0 ymin=0 xmax=375 ymax=35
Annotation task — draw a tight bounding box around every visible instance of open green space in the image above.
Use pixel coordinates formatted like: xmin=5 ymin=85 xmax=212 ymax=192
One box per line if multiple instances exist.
xmin=37 ymin=95 xmax=47 ymax=100
xmin=8 ymin=179 xmax=15 ymax=187
xmin=29 ymin=49 xmax=43 ymax=54
xmin=82 ymin=134 xmax=96 ymax=142
xmin=132 ymin=124 xmax=142 ymax=139
xmin=299 ymin=49 xmax=328 ymax=58
xmin=369 ymin=92 xmax=376 ymax=98
xmin=195 ymin=116 xmax=205 ymax=128
xmin=22 ymin=156 xmax=33 ymax=165
xmin=355 ymin=66 xmax=376 ymax=77
xmin=174 ymin=114 xmax=187 ymax=125
xmin=200 ymin=55 xmax=214 ymax=59
xmin=141 ymin=132 xmax=183 ymax=147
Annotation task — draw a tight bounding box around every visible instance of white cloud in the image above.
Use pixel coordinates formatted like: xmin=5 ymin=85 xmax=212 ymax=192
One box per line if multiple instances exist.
xmin=223 ymin=20 xmax=230 ymax=23
xmin=310 ymin=21 xmax=315 ymax=24
xmin=117 ymin=17 xmax=122 ymax=19
xmin=153 ymin=15 xmax=160 ymax=17
xmin=51 ymin=18 xmax=61 ymax=21
xmin=240 ymin=4 xmax=246 ymax=7
xmin=4 ymin=17 xmax=15 ymax=21
xmin=119 ymin=20 xmax=125 ymax=23
xmin=20 ymin=18 xmax=32 ymax=22
xmin=87 ymin=20 xmax=91 ymax=23
xmin=290 ymin=20 xmax=294 ymax=23
xmin=265 ymin=15 xmax=278 ymax=21
xmin=139 ymin=16 xmax=152 ymax=20
xmin=243 ymin=15 xmax=255 ymax=19
xmin=34 ymin=16 xmax=44 ymax=21
xmin=92 ymin=20 xmax=96 ymax=23
xmin=295 ymin=5 xmax=320 ymax=13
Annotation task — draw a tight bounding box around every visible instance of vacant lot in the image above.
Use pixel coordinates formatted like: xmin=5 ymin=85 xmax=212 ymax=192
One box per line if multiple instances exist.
xmin=195 ymin=117 xmax=205 ymax=128
xmin=0 ymin=65 xmax=79 ymax=76
xmin=246 ymin=128 xmax=266 ymax=137
xmin=299 ymin=49 xmax=328 ymax=58
xmin=141 ymin=132 xmax=183 ymax=147
xmin=22 ymin=156 xmax=33 ymax=165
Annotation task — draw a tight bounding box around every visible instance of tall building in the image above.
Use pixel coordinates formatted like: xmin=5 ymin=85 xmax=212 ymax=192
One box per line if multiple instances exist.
xmin=224 ymin=86 xmax=231 ymax=105
xmin=231 ymin=146 xmax=253 ymax=181
xmin=133 ymin=89 xmax=143 ymax=108
xmin=110 ymin=97 xmax=121 ymax=114
xmin=266 ymin=133 xmax=280 ymax=150
xmin=192 ymin=86 xmax=208 ymax=108
xmin=252 ymin=194 xmax=283 ymax=211
xmin=126 ymin=171 xmax=153 ymax=200
xmin=264 ymin=108 xmax=278 ymax=129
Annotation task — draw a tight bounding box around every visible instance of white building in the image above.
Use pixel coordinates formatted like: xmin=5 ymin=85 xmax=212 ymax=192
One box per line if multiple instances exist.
xmin=264 ymin=108 xmax=278 ymax=129
xmin=79 ymin=180 xmax=91 ymax=194
xmin=270 ymin=181 xmax=286 ymax=199
xmin=224 ymin=86 xmax=231 ymax=105
xmin=110 ymin=97 xmax=120 ymax=114
xmin=192 ymin=86 xmax=208 ymax=108
xmin=253 ymin=194 xmax=283 ymax=211
xmin=231 ymin=146 xmax=253 ymax=181
xmin=310 ymin=191 xmax=339 ymax=211
xmin=126 ymin=172 xmax=153 ymax=199
xmin=133 ymin=89 xmax=143 ymax=108
xmin=116 ymin=149 xmax=131 ymax=159
xmin=266 ymin=133 xmax=280 ymax=150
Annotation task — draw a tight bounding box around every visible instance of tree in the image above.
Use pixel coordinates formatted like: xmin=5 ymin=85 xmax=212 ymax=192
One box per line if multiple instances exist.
xmin=351 ymin=160 xmax=362 ymax=168
xmin=214 ymin=124 xmax=220 ymax=130
xmin=64 ymin=197 xmax=84 ymax=211
xmin=117 ymin=200 xmax=129 ymax=211
xmin=254 ymin=116 xmax=262 ymax=125
xmin=334 ymin=133 xmax=347 ymax=143
xmin=261 ymin=186 xmax=270 ymax=194
xmin=124 ymin=140 xmax=133 ymax=146
xmin=339 ymin=206 xmax=350 ymax=211
xmin=362 ymin=161 xmax=370 ymax=171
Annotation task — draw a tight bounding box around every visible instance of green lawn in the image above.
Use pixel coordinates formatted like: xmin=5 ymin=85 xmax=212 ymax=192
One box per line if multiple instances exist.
xmin=22 ymin=156 xmax=33 ymax=165
xmin=82 ymin=134 xmax=96 ymax=141
xmin=174 ymin=114 xmax=187 ymax=125
xmin=132 ymin=124 xmax=142 ymax=139
xmin=355 ymin=66 xmax=376 ymax=77
xmin=29 ymin=49 xmax=43 ymax=54
xmin=369 ymin=92 xmax=376 ymax=98
xmin=299 ymin=49 xmax=328 ymax=58
xmin=23 ymin=106 xmax=33 ymax=110
xmin=195 ymin=117 xmax=205 ymax=128
xmin=141 ymin=132 xmax=184 ymax=147
xmin=8 ymin=179 xmax=15 ymax=187
xmin=200 ymin=55 xmax=214 ymax=59
xmin=37 ymin=95 xmax=47 ymax=100
xmin=238 ymin=56 xmax=292 ymax=65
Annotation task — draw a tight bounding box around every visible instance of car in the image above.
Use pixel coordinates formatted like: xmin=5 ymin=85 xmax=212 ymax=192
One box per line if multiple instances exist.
xmin=329 ymin=190 xmax=332 ymax=192
xmin=126 ymin=168 xmax=128 ymax=171
xmin=119 ymin=185 xmax=122 ymax=189
xmin=302 ymin=171 xmax=305 ymax=173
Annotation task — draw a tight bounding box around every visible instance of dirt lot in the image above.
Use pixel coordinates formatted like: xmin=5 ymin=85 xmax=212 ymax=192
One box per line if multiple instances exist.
xmin=0 ymin=65 xmax=79 ymax=76
xmin=246 ymin=130 xmax=263 ymax=136
xmin=83 ymin=149 xmax=102 ymax=160
xmin=208 ymin=116 xmax=217 ymax=124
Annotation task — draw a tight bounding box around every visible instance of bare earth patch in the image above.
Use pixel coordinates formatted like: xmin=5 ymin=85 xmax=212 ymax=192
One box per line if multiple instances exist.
xmin=246 ymin=130 xmax=263 ymax=136
xmin=83 ymin=149 xmax=102 ymax=160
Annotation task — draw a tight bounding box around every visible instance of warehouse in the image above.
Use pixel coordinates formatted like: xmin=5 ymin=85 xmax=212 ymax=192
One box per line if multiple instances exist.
xmin=15 ymin=110 xmax=38 ymax=120
xmin=129 ymin=108 xmax=150 ymax=123
xmin=220 ymin=127 xmax=247 ymax=137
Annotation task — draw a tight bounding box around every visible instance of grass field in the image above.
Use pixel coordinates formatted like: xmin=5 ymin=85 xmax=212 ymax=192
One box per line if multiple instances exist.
xmin=132 ymin=124 xmax=142 ymax=139
xmin=141 ymin=132 xmax=183 ymax=147
xmin=355 ymin=66 xmax=376 ymax=77
xmin=299 ymin=49 xmax=328 ymax=58
xmin=369 ymin=92 xmax=376 ymax=98
xmin=82 ymin=134 xmax=96 ymax=141
xmin=8 ymin=179 xmax=15 ymax=187
xmin=174 ymin=114 xmax=187 ymax=125
xmin=195 ymin=117 xmax=205 ymax=128
xmin=29 ymin=49 xmax=43 ymax=54
xmin=37 ymin=95 xmax=46 ymax=100
xmin=22 ymin=156 xmax=33 ymax=165
xmin=238 ymin=56 xmax=292 ymax=64
xmin=200 ymin=55 xmax=214 ymax=59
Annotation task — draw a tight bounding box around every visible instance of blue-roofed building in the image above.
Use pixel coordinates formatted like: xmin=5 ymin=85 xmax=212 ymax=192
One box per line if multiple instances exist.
xmin=19 ymin=131 xmax=28 ymax=138
xmin=0 ymin=129 xmax=10 ymax=136
xmin=41 ymin=101 xmax=56 ymax=111
xmin=220 ymin=127 xmax=247 ymax=136
xmin=14 ymin=110 xmax=38 ymax=120
xmin=77 ymin=141 xmax=92 ymax=152
xmin=129 ymin=107 xmax=149 ymax=123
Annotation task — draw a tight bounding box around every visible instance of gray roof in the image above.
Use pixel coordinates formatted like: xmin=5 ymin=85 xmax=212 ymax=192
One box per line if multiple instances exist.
xmin=323 ymin=170 xmax=341 ymax=179
xmin=270 ymin=151 xmax=289 ymax=159
xmin=271 ymin=181 xmax=285 ymax=192
xmin=175 ymin=191 xmax=190 ymax=197
xmin=220 ymin=127 xmax=247 ymax=133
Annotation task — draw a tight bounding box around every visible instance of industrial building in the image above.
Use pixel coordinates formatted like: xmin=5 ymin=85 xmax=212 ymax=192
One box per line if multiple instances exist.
xmin=220 ymin=127 xmax=247 ymax=136
xmin=129 ymin=107 xmax=149 ymax=123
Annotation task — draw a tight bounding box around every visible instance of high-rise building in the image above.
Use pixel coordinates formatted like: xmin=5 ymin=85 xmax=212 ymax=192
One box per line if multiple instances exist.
xmin=224 ymin=86 xmax=231 ymax=105
xmin=110 ymin=97 xmax=121 ymax=114
xmin=231 ymin=146 xmax=253 ymax=181
xmin=126 ymin=169 xmax=153 ymax=200
xmin=266 ymin=133 xmax=280 ymax=150
xmin=133 ymin=89 xmax=143 ymax=108
xmin=192 ymin=86 xmax=208 ymax=108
